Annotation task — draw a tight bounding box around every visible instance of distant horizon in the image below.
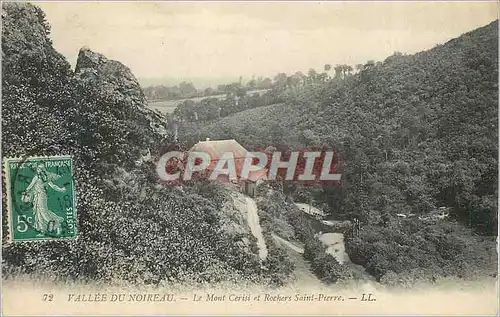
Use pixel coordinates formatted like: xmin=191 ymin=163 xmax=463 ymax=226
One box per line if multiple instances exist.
xmin=35 ymin=2 xmax=498 ymax=88
xmin=138 ymin=15 xmax=496 ymax=89
xmin=137 ymin=17 xmax=499 ymax=88
xmin=137 ymin=76 xmax=244 ymax=89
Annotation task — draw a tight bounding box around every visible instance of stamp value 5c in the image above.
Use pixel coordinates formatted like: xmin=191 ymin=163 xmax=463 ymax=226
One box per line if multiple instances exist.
xmin=3 ymin=155 xmax=77 ymax=242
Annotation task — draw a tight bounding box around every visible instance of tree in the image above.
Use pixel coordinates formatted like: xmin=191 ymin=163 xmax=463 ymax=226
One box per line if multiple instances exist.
xmin=179 ymin=82 xmax=197 ymax=97
xmin=307 ymin=68 xmax=318 ymax=83
xmin=293 ymin=71 xmax=306 ymax=86
xmin=287 ymin=72 xmax=306 ymax=88
xmin=274 ymin=73 xmax=288 ymax=90
xmin=247 ymin=78 xmax=257 ymax=90
xmin=345 ymin=65 xmax=353 ymax=76
xmin=260 ymin=77 xmax=273 ymax=89
xmin=334 ymin=64 xmax=343 ymax=79
xmin=204 ymin=87 xmax=214 ymax=96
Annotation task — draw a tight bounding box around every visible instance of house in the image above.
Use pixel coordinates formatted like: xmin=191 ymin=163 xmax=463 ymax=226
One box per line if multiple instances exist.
xmin=187 ymin=138 xmax=267 ymax=197
xmin=243 ymin=167 xmax=268 ymax=197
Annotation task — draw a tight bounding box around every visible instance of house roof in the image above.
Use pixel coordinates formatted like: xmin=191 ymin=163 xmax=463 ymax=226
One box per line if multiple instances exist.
xmin=188 ymin=139 xmax=268 ymax=181
xmin=189 ymin=139 xmax=249 ymax=160
xmin=246 ymin=168 xmax=268 ymax=182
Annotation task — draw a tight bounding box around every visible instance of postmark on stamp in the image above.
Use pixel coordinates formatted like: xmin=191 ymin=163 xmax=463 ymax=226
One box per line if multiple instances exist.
xmin=3 ymin=155 xmax=77 ymax=242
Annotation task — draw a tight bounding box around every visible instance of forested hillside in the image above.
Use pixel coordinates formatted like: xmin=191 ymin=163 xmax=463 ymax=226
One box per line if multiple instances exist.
xmin=1 ymin=3 xmax=291 ymax=286
xmin=184 ymin=21 xmax=499 ymax=282
xmin=189 ymin=20 xmax=498 ymax=233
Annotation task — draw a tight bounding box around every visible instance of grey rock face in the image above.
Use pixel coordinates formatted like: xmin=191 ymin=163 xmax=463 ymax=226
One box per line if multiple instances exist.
xmin=75 ymin=47 xmax=147 ymax=107
xmin=74 ymin=47 xmax=170 ymax=138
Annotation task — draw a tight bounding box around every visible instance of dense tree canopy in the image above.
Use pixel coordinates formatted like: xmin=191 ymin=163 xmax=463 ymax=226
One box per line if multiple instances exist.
xmin=188 ymin=21 xmax=498 ymax=235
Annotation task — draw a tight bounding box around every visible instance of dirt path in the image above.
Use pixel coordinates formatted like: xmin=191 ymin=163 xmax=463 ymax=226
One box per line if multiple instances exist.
xmin=240 ymin=198 xmax=377 ymax=287
xmin=232 ymin=192 xmax=268 ymax=260
xmin=295 ymin=203 xmax=379 ymax=284
xmin=272 ymin=234 xmax=324 ymax=288
xmin=272 ymin=234 xmax=304 ymax=254
xmin=245 ymin=197 xmax=268 ymax=260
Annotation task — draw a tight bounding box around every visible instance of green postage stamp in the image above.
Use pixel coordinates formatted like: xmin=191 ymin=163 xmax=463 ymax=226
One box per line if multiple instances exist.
xmin=3 ymin=155 xmax=77 ymax=242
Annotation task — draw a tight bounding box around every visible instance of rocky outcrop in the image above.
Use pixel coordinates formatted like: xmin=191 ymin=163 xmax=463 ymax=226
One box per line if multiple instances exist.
xmin=75 ymin=47 xmax=147 ymax=108
xmin=74 ymin=47 xmax=170 ymax=139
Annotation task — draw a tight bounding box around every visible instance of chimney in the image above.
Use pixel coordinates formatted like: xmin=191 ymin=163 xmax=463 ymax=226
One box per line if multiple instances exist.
xmin=206 ymin=137 xmax=210 ymax=142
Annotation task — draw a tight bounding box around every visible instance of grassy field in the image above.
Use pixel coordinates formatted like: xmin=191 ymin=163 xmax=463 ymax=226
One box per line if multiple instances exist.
xmin=147 ymin=101 xmax=178 ymax=114
xmin=147 ymin=95 xmax=227 ymax=114
xmin=147 ymin=89 xmax=270 ymax=114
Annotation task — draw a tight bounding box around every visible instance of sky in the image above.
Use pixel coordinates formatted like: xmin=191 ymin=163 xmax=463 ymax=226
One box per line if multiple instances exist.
xmin=36 ymin=1 xmax=498 ymax=87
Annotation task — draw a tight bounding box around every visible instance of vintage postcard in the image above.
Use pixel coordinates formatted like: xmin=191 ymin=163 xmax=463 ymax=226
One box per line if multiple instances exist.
xmin=1 ymin=1 xmax=499 ymax=316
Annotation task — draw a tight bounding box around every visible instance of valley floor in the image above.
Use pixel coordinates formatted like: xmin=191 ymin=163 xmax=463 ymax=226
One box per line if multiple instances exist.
xmin=2 ymin=193 xmax=497 ymax=314
xmin=2 ymin=190 xmax=497 ymax=316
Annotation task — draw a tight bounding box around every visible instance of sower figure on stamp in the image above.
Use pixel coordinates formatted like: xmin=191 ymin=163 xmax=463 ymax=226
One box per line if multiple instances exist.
xmin=23 ymin=164 xmax=66 ymax=235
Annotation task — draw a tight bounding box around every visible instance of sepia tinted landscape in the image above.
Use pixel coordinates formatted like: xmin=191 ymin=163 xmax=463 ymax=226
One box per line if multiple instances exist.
xmin=1 ymin=2 xmax=498 ymax=315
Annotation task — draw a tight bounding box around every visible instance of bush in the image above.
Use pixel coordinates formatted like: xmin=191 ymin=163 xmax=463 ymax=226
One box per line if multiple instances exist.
xmin=261 ymin=233 xmax=295 ymax=287
xmin=345 ymin=219 xmax=498 ymax=283
xmin=313 ymin=254 xmax=344 ymax=284
xmin=303 ymin=237 xmax=324 ymax=262
xmin=303 ymin=237 xmax=348 ymax=284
